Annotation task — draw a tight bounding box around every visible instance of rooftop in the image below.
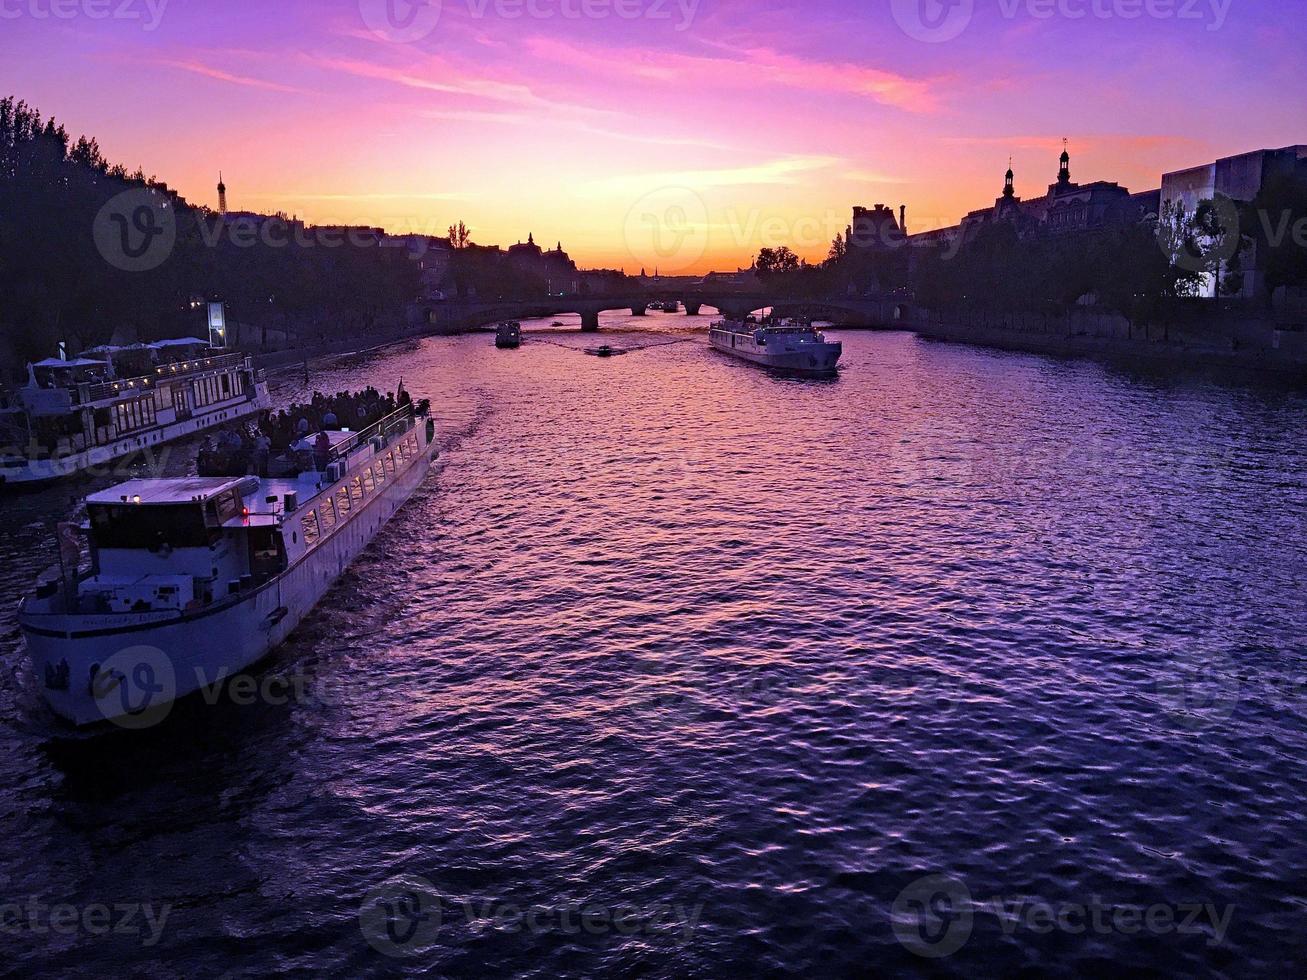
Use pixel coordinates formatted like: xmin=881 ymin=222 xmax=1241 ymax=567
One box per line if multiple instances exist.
xmin=87 ymin=476 xmax=254 ymax=506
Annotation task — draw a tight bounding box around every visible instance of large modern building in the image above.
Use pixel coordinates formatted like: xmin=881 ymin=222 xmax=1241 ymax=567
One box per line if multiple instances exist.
xmin=1159 ymin=145 xmax=1307 ymax=297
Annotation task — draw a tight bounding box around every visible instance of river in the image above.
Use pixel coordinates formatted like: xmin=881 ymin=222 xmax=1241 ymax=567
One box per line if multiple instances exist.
xmin=2 ymin=313 xmax=1305 ymax=975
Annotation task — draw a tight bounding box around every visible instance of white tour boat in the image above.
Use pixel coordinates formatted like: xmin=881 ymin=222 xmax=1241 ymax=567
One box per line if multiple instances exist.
xmin=18 ymin=403 xmax=436 ymax=726
xmin=708 ymin=316 xmax=842 ymax=376
xmin=0 ymin=342 xmax=271 ymax=488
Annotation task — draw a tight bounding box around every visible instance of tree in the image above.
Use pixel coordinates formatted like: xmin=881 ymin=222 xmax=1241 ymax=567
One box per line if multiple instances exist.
xmin=755 ymin=246 xmax=800 ymax=277
xmin=0 ymin=94 xmax=421 ymax=377
xmin=447 ymin=220 xmax=472 ymax=249
xmin=826 ymin=231 xmax=847 ymax=265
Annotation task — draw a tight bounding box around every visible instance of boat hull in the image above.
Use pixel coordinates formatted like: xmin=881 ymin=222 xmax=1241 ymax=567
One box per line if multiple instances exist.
xmin=708 ymin=337 xmax=842 ymax=375
xmin=19 ymin=434 xmax=431 ymax=727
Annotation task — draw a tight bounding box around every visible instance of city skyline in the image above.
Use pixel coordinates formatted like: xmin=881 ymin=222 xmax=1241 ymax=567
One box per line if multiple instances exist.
xmin=3 ymin=0 xmax=1304 ymax=273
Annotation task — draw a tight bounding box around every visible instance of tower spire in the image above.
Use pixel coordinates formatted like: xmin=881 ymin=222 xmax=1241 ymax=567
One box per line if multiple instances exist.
xmin=217 ymin=171 xmax=227 ymax=215
xmin=1004 ymin=156 xmax=1015 ymax=198
xmin=1058 ymin=139 xmax=1071 ymax=186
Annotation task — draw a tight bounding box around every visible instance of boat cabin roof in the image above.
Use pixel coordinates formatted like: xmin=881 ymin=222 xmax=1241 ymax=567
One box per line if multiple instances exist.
xmin=32 ymin=357 xmax=110 ymax=369
xmin=87 ymin=476 xmax=253 ymax=507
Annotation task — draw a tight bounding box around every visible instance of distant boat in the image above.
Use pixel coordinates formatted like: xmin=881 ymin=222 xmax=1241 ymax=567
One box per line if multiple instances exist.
xmin=708 ymin=316 xmax=841 ymax=376
xmin=495 ymin=321 xmax=522 ymax=349
xmin=584 ymin=345 xmax=625 ymax=358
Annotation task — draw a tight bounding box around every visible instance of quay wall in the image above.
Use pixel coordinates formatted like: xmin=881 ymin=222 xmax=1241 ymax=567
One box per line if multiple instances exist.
xmin=914 ymin=307 xmax=1307 ymax=375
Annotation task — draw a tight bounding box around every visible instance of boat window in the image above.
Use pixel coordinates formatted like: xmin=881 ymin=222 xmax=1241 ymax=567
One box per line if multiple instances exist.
xmin=301 ymin=510 xmax=319 ymax=546
xmin=336 ymin=486 xmax=351 ymax=515
xmin=362 ymin=467 xmax=376 ymax=494
xmin=321 ymin=498 xmax=337 ymax=529
xmin=349 ymin=476 xmax=364 ymax=503
xmin=213 ymin=488 xmax=241 ymax=524
xmin=372 ymin=462 xmax=385 ymax=486
xmin=89 ymin=503 xmax=209 ymax=549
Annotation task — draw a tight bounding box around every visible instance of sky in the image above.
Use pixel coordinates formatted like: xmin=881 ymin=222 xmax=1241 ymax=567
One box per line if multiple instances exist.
xmin=2 ymin=0 xmax=1304 ymax=273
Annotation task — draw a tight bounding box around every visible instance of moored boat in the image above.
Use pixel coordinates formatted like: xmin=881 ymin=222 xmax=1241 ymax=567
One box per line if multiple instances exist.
xmin=708 ymin=316 xmax=842 ymax=376
xmin=0 ymin=341 xmax=271 ymax=488
xmin=18 ymin=400 xmax=436 ymax=727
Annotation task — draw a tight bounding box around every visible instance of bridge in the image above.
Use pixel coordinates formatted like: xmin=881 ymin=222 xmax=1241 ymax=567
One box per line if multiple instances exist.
xmin=424 ymin=293 xmax=913 ymax=333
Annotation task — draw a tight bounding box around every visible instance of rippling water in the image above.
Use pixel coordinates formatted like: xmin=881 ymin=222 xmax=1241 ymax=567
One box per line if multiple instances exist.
xmin=2 ymin=316 xmax=1306 ymax=976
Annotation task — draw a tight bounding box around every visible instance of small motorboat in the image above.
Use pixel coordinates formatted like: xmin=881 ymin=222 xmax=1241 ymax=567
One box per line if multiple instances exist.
xmin=495 ymin=321 xmax=522 ymax=349
xmin=584 ymin=345 xmax=625 ymax=358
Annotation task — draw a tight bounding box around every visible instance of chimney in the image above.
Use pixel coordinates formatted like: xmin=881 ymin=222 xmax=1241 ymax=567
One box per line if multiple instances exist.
xmin=900 ymin=205 xmax=907 ymax=236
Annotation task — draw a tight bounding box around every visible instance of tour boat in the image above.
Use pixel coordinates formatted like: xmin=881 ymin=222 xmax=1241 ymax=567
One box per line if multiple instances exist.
xmin=0 ymin=345 xmax=271 ymax=488
xmin=495 ymin=321 xmax=522 ymax=349
xmin=708 ymin=317 xmax=842 ymax=375
xmin=18 ymin=402 xmax=436 ymax=727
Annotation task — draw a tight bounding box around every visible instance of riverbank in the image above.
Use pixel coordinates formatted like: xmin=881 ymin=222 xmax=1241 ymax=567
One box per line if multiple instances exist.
xmin=916 ymin=308 xmax=1307 ymax=378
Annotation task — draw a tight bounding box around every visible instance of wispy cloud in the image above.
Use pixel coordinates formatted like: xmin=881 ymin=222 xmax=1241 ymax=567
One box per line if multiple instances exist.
xmin=524 ymin=37 xmax=943 ymax=114
xmin=583 ymin=155 xmax=842 ymax=195
xmin=306 ymin=53 xmax=620 ymax=119
xmin=421 ymin=109 xmax=736 ymax=151
xmin=154 ymin=58 xmax=307 ymax=94
xmin=243 ymin=191 xmax=467 ymax=202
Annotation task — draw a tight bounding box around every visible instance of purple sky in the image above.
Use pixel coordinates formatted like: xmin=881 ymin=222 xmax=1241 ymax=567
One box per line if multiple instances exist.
xmin=2 ymin=0 xmax=1303 ymax=271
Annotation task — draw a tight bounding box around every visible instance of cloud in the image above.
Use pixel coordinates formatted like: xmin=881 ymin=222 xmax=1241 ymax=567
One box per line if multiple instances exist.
xmin=306 ymin=53 xmax=620 ymax=119
xmin=582 ymin=155 xmax=843 ymax=196
xmin=242 ymin=192 xmax=467 ymax=202
xmin=524 ymin=37 xmax=943 ymax=114
xmin=153 ymin=58 xmax=307 ymax=94
xmin=421 ymin=109 xmax=736 ymax=151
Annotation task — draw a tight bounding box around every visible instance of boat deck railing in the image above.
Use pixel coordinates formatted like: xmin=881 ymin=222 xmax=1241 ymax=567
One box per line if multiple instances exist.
xmin=86 ymin=353 xmax=247 ymax=402
xmin=329 ymin=404 xmax=418 ymax=460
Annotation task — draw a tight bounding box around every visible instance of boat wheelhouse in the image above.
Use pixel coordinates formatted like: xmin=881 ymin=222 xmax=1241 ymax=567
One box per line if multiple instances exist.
xmin=0 ymin=347 xmax=271 ymax=488
xmin=19 ymin=402 xmax=436 ymax=726
xmin=708 ymin=316 xmax=842 ymax=376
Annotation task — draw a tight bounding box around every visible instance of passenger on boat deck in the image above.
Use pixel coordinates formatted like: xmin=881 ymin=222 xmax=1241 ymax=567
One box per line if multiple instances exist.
xmin=253 ymin=434 xmax=271 ymax=476
xmin=313 ymin=432 xmax=331 ymax=471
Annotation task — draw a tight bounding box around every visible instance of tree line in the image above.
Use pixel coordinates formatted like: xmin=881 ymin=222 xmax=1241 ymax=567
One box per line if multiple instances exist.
xmin=751 ymin=181 xmax=1307 ymax=320
xmin=0 ymin=96 xmax=419 ymax=378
